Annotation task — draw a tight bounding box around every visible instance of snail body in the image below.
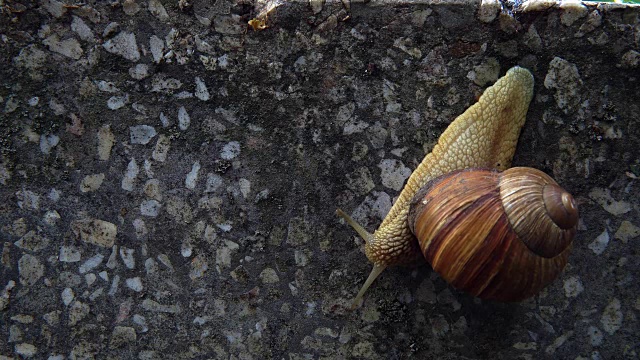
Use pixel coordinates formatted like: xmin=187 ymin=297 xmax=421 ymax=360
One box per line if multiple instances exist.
xmin=336 ymin=67 xmax=580 ymax=308
xmin=408 ymin=167 xmax=577 ymax=302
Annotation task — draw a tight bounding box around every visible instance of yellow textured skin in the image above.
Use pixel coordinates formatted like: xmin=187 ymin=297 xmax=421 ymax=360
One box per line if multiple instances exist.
xmin=368 ymin=66 xmax=535 ymax=267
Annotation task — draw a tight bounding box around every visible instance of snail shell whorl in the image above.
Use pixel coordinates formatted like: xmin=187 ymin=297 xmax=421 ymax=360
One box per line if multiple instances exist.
xmin=408 ymin=167 xmax=578 ymax=302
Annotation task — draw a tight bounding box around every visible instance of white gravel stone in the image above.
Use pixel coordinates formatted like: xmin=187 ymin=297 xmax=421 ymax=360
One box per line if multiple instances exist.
xmin=563 ymin=276 xmax=584 ymax=298
xmin=61 ymin=287 xmax=74 ymax=306
xmin=99 ymin=271 xmax=109 ymax=281
xmin=559 ymin=0 xmax=588 ymax=26
xmin=85 ymin=273 xmax=96 ymax=286
xmin=18 ymin=254 xmax=44 ymax=285
xmin=126 ymin=277 xmax=143 ymax=292
xmin=122 ymin=158 xmax=139 ymax=191
xmin=259 ymin=268 xmax=280 ymax=284
xmin=109 ymin=275 xmax=120 ymax=296
xmin=80 ymin=173 xmax=105 ymax=192
xmin=96 ymin=81 xmax=120 ymax=93
xmin=68 ymin=301 xmax=90 ymax=326
xmin=195 ymin=77 xmax=210 ymax=101
xmin=43 ymin=210 xmax=61 ymax=226
xmin=178 ymin=106 xmax=190 ymax=130
xmin=150 ymin=35 xmax=165 ymax=63
xmin=43 ymin=35 xmax=83 ymax=59
xmin=103 ymin=31 xmax=140 ymax=61
xmin=40 ymin=134 xmax=59 ymax=155
xmin=588 ymin=230 xmax=610 ymax=255
xmin=97 ymin=125 xmax=115 ymax=160
xmin=588 ymin=326 xmax=603 ymax=346
xmin=589 ymin=188 xmax=632 ymax=216
xmin=120 ymin=247 xmax=135 ymax=269
xmin=14 ymin=231 xmax=50 ymax=252
xmin=152 ymin=135 xmax=170 ymax=162
xmin=59 ymin=246 xmax=81 ymax=262
xmin=79 ymin=254 xmax=104 ymax=274
xmin=185 ymin=161 xmax=201 ymax=189
xmin=220 ymin=141 xmax=241 ymax=160
xmin=129 ymin=64 xmax=149 ymax=79
xmin=107 ymin=95 xmax=128 ymax=110
xmin=71 ymin=16 xmax=94 ymax=42
xmin=205 ymin=173 xmax=223 ymax=193
xmin=15 ymin=343 xmax=37 ymax=357
xmin=148 ymin=0 xmax=169 ymax=20
xmin=239 ymin=178 xmax=251 ymax=198
xmin=378 ymin=159 xmax=411 ymax=191
xmin=130 ymin=125 xmax=157 ymax=145
xmin=133 ymin=218 xmax=148 ymax=238
xmin=71 ymin=219 xmax=117 ymax=248
xmin=140 ymin=199 xmax=161 ymax=217
xmin=600 ymin=298 xmax=622 ymax=335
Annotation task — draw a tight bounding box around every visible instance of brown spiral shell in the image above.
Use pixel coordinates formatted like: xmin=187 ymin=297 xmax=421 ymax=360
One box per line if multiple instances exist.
xmin=407 ymin=167 xmax=578 ymax=302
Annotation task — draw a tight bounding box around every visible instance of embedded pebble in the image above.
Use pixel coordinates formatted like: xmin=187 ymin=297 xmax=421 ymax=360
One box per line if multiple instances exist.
xmin=588 ymin=230 xmax=609 ymax=255
xmin=614 ymin=221 xmax=640 ymax=243
xmin=61 ymin=288 xmax=74 ymax=306
xmin=18 ymin=254 xmax=44 ymax=285
xmin=40 ymin=134 xmax=60 ymax=155
xmin=129 ymin=64 xmax=149 ymax=79
xmin=216 ymin=240 xmax=239 ymax=268
xmin=71 ymin=219 xmax=117 ymax=248
xmin=120 ymin=247 xmax=135 ymax=269
xmin=80 ymin=173 xmax=105 ymax=192
xmin=109 ymin=275 xmax=121 ymax=296
xmin=468 ymin=57 xmax=500 ymax=86
xmin=79 ymin=254 xmax=104 ymax=274
xmin=206 ymin=173 xmax=223 ymax=193
xmin=220 ymin=141 xmax=241 ymax=160
xmin=103 ymin=31 xmax=140 ymax=61
xmin=600 ymin=298 xmax=622 ymax=335
xmin=15 ymin=343 xmax=37 ymax=357
xmin=148 ymin=0 xmax=169 ymax=21
xmin=239 ymin=178 xmax=251 ymax=198
xmin=122 ymin=158 xmax=139 ymax=191
xmin=589 ymin=188 xmax=632 ymax=215
xmin=378 ymin=159 xmax=412 ymax=191
xmin=68 ymin=301 xmax=90 ymax=326
xmin=178 ymin=106 xmax=190 ymax=130
xmin=44 ymin=210 xmax=60 ymax=226
xmin=195 ymin=77 xmax=210 ymax=101
xmin=16 ymin=190 xmax=40 ymax=210
xmin=14 ymin=231 xmax=50 ymax=252
xmin=559 ymin=0 xmax=587 ymax=26
xmin=477 ymin=0 xmax=500 ymax=23
xmin=130 ymin=125 xmax=157 ymax=145
xmin=107 ymin=246 xmax=119 ymax=269
xmin=140 ymin=200 xmax=161 ymax=217
xmin=97 ymin=81 xmax=120 ymax=93
xmin=71 ymin=16 xmax=94 ymax=42
xmin=563 ymin=276 xmax=584 ymax=298
xmin=43 ymin=35 xmax=83 ymax=60
xmin=85 ymin=273 xmax=96 ymax=286
xmin=185 ymin=161 xmax=201 ymax=189
xmin=345 ymin=167 xmax=375 ymax=196
xmin=189 ymin=254 xmax=208 ymax=280
xmin=259 ymin=268 xmax=279 ymax=284
xmin=97 ymin=125 xmax=116 ymax=160
xmin=107 ymin=95 xmax=128 ymax=110
xmin=59 ymin=246 xmax=82 ymax=262
xmin=110 ymin=326 xmax=137 ymax=348
xmin=126 ymin=277 xmax=143 ymax=292
xmin=143 ymin=180 xmax=162 ymax=200
xmin=150 ymin=35 xmax=165 ymax=63
xmin=431 ymin=315 xmax=450 ymax=337
xmin=544 ymin=57 xmax=583 ymax=114
xmin=152 ymin=135 xmax=170 ymax=162
xmin=588 ymin=326 xmax=604 ymax=346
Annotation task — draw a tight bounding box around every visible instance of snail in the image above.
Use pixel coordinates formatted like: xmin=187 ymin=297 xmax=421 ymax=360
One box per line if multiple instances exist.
xmin=337 ymin=67 xmax=579 ymax=308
